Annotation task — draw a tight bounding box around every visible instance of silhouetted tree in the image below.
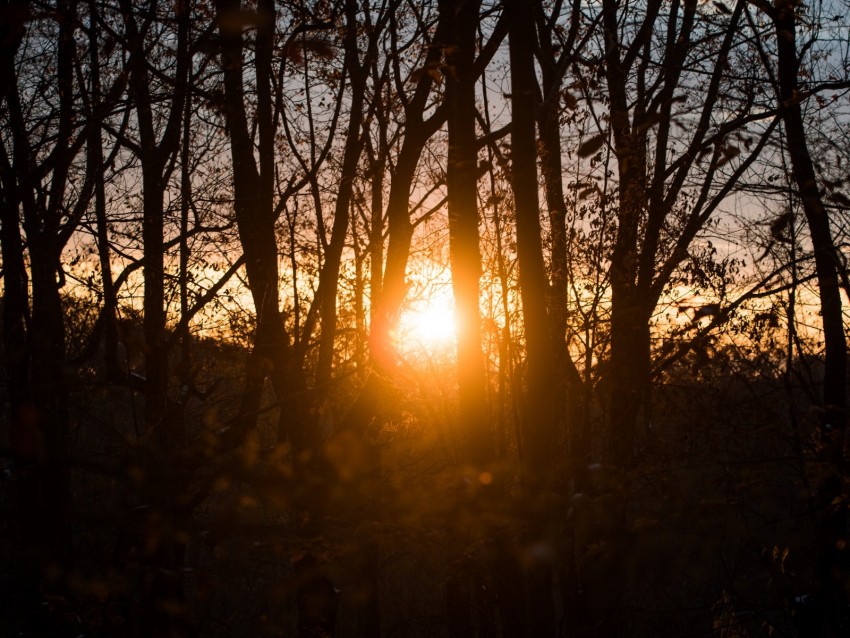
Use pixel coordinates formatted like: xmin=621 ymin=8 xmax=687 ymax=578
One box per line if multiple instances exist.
xmin=1 ymin=1 xmax=92 ymax=630
xmin=748 ymin=1 xmax=848 ymax=633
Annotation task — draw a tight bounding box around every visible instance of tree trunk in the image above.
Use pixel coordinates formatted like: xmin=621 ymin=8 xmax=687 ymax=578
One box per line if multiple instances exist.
xmin=0 ymin=165 xmax=43 ymax=635
xmin=507 ymin=0 xmax=556 ymax=476
xmin=773 ymin=3 xmax=847 ymax=634
xmin=86 ymin=0 xmax=120 ymax=378
xmin=216 ymin=2 xmax=338 ymax=634
xmin=507 ymin=0 xmax=558 ymax=633
xmin=535 ymin=1 xmax=584 ymax=455
xmin=442 ymin=2 xmax=501 ymax=635
xmin=315 ymin=0 xmax=368 ymax=390
xmin=1 ymin=4 xmax=74 ymax=630
xmin=443 ymin=0 xmax=492 ymax=468
xmin=774 ymin=0 xmax=846 ymax=451
xmin=121 ymin=1 xmax=195 ymax=633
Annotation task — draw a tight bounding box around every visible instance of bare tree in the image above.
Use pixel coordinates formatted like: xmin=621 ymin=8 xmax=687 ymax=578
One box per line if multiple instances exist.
xmin=115 ymin=0 xmax=194 ymax=633
xmin=506 ymin=0 xmax=559 ymax=632
xmin=586 ymin=0 xmax=781 ymax=632
xmin=0 ymin=1 xmax=93 ymax=630
xmin=747 ymin=1 xmax=848 ymax=633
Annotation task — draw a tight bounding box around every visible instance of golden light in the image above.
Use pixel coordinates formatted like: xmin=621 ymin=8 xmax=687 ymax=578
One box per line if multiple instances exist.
xmin=393 ymin=287 xmax=458 ymax=355
xmin=386 ymin=252 xmax=462 ymax=361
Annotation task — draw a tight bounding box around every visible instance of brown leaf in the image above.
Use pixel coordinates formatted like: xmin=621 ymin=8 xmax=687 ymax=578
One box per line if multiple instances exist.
xmin=218 ymin=9 xmax=265 ymax=34
xmin=716 ymin=144 xmax=740 ymax=168
xmin=410 ymin=61 xmax=442 ymax=84
xmin=302 ymin=37 xmax=336 ymax=61
xmin=426 ymin=67 xmax=442 ymax=81
xmin=723 ymin=144 xmax=740 ymax=159
xmin=635 ymin=111 xmax=663 ymax=134
xmin=578 ymin=133 xmax=607 ymax=158
xmin=829 ymin=192 xmax=850 ymax=207
xmin=286 ymin=37 xmax=336 ymax=63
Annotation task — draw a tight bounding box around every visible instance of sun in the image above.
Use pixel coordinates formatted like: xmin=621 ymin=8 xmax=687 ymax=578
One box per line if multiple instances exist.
xmin=394 ymin=290 xmax=457 ymax=354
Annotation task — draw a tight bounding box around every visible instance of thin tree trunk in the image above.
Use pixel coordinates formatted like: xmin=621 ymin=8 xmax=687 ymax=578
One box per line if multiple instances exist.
xmin=1 ymin=1 xmax=75 ymax=628
xmin=507 ymin=0 xmax=558 ymax=633
xmin=368 ymin=136 xmax=386 ymax=327
xmin=773 ymin=3 xmax=847 ymax=634
xmin=444 ymin=0 xmax=492 ymax=468
xmin=87 ymin=0 xmax=120 ymax=379
xmin=216 ymin=2 xmax=338 ymax=634
xmin=774 ymin=1 xmax=846 ymax=451
xmin=535 ymin=0 xmax=584 ymax=456
xmin=442 ymin=2 xmax=500 ymax=635
xmin=0 ymin=160 xmax=44 ymax=635
xmin=507 ymin=0 xmax=556 ymax=475
xmin=121 ymin=1 xmax=194 ymax=633
xmin=315 ymin=0 xmax=368 ymax=390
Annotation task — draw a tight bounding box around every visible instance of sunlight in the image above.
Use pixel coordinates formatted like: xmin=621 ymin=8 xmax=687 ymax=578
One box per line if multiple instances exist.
xmin=394 ymin=289 xmax=457 ymax=355
xmin=387 ymin=253 xmax=459 ymax=359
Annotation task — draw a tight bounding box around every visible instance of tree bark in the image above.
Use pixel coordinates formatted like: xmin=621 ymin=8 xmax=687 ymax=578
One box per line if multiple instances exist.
xmin=216 ymin=2 xmax=337 ymax=634
xmin=87 ymin=1 xmax=120 ymax=379
xmin=443 ymin=0 xmax=492 ymax=468
xmin=772 ymin=2 xmax=847 ymax=634
xmin=120 ymin=1 xmax=195 ymax=633
xmin=507 ymin=0 xmax=558 ymax=633
xmin=442 ymin=3 xmax=502 ymax=635
xmin=315 ymin=0 xmax=369 ymax=390
xmin=0 ymin=1 xmax=76 ymax=630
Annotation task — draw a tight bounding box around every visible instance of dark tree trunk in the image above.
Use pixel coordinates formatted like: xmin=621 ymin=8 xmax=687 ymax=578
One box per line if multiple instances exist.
xmin=601 ymin=0 xmax=651 ymax=464
xmin=121 ymin=0 xmax=187 ymax=438
xmin=367 ymin=13 xmax=450 ymax=373
xmin=774 ymin=1 xmax=846 ymax=451
xmin=442 ymin=2 xmax=500 ymax=635
xmin=535 ymin=0 xmax=584 ymax=453
xmin=86 ymin=0 xmax=120 ymax=378
xmin=0 ymin=2 xmax=76 ymax=630
xmin=315 ymin=0 xmax=368 ymax=390
xmin=607 ymin=291 xmax=652 ymax=467
xmin=369 ymin=131 xmax=427 ymax=370
xmin=507 ymin=0 xmax=558 ymax=633
xmin=120 ymin=1 xmax=194 ymax=633
xmin=595 ymin=3 xmax=658 ymax=633
xmin=595 ymin=2 xmax=754 ymax=633
xmin=216 ymin=0 xmax=313 ymax=450
xmin=773 ymin=2 xmax=847 ymax=634
xmin=216 ymin=2 xmax=337 ymax=634
xmin=507 ymin=0 xmax=556 ymax=475
xmin=443 ymin=0 xmax=492 ymax=468
xmin=368 ymin=141 xmax=386 ymax=329
xmin=0 ymin=163 xmax=43 ymax=635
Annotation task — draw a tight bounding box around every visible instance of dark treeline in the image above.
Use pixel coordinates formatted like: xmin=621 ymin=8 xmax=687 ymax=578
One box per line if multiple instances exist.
xmin=2 ymin=0 xmax=850 ymax=636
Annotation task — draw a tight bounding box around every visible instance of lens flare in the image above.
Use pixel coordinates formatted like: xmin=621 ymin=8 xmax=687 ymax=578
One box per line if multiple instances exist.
xmin=394 ymin=292 xmax=457 ymax=354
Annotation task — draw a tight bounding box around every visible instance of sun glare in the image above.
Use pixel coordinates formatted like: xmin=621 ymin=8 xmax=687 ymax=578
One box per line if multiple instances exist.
xmin=394 ymin=292 xmax=457 ymax=354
